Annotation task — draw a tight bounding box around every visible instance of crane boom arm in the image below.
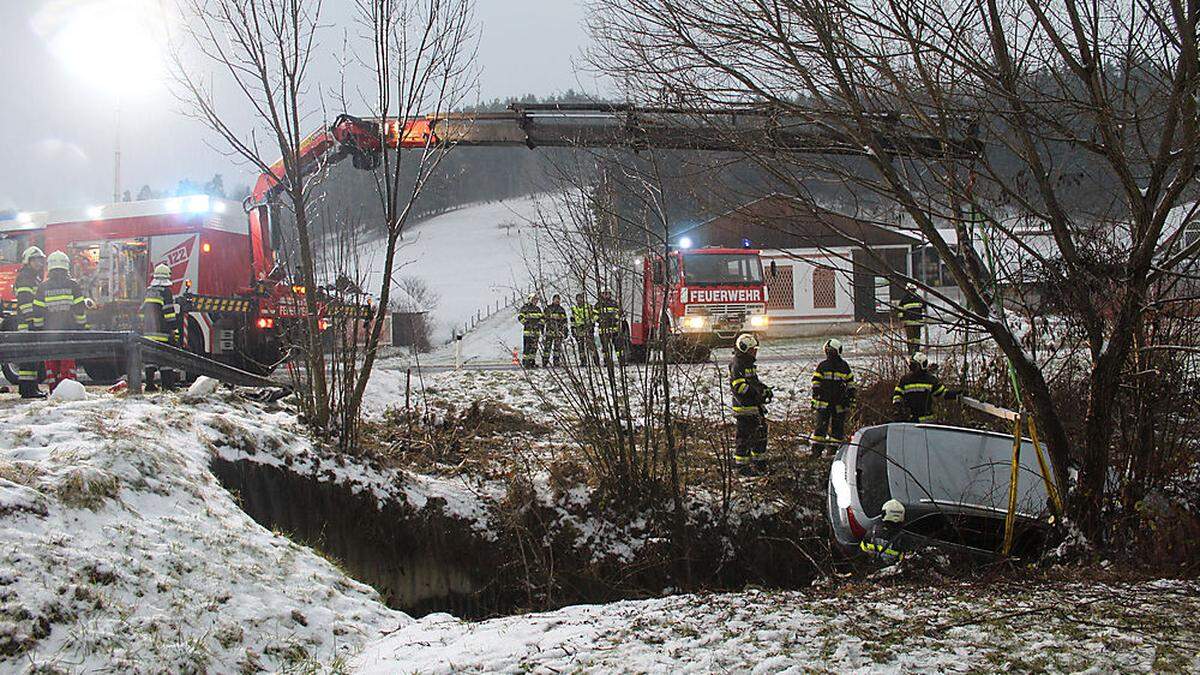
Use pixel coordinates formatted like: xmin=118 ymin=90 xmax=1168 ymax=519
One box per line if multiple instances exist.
xmin=246 ymin=103 xmax=977 ymax=272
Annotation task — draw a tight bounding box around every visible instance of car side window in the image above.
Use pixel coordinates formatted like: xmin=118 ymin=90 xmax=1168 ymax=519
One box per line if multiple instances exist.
xmin=856 ymin=426 xmax=890 ymax=517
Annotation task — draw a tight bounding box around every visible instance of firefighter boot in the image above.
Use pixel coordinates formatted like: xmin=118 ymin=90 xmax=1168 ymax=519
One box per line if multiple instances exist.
xmin=161 ymin=368 xmax=180 ymax=391
xmin=144 ymin=367 xmax=160 ymax=392
xmin=19 ymin=381 xmax=47 ymax=399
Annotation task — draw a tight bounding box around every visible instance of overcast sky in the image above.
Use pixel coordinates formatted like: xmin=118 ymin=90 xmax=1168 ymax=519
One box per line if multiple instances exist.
xmin=1 ymin=0 xmax=598 ymax=212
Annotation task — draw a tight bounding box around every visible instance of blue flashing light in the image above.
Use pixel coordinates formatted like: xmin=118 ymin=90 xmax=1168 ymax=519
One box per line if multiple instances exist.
xmin=741 ymin=237 xmax=751 ymax=248
xmin=679 ymin=236 xmax=693 ymax=249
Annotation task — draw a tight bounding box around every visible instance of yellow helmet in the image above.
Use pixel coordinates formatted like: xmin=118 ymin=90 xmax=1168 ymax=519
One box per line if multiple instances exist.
xmin=46 ymin=250 xmax=70 ymax=273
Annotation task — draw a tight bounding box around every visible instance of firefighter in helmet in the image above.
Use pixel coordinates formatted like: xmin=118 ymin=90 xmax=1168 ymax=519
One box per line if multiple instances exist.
xmin=893 ymin=351 xmax=960 ymax=422
xmin=140 ymin=264 xmax=180 ymax=390
xmin=37 ymin=251 xmax=89 ymax=390
xmin=859 ymin=499 xmax=908 ymax=564
xmin=595 ymin=289 xmax=623 ymax=366
xmin=570 ymin=291 xmax=598 ymax=366
xmin=517 ymin=293 xmax=543 ymax=369
xmin=810 ymin=337 xmax=855 ymax=457
xmin=896 ymin=282 xmax=925 ymax=355
xmin=13 ymin=246 xmax=47 ymax=398
xmin=542 ymin=293 xmax=568 ymax=367
xmin=729 ymin=332 xmax=772 ymax=475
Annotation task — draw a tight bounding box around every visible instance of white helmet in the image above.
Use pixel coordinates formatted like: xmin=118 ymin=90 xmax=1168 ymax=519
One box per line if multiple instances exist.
xmin=22 ymin=246 xmax=45 ymax=265
xmin=153 ymin=264 xmax=171 ymax=281
xmin=911 ymin=351 xmax=929 ymax=370
xmin=824 ymin=338 xmax=843 ymax=355
xmin=46 ymin=250 xmax=70 ymax=273
xmin=882 ymin=499 xmax=906 ymax=524
xmin=906 ymin=282 xmax=917 ymax=291
xmin=735 ymin=333 xmax=760 ymax=354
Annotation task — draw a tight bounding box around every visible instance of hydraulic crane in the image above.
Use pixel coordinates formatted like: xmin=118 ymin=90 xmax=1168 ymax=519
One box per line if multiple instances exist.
xmin=245 ymin=103 xmax=978 ymax=273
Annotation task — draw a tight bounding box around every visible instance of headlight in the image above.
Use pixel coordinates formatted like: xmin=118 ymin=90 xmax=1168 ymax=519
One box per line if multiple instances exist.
xmin=684 ymin=316 xmax=706 ymax=329
xmin=749 ymin=314 xmax=769 ymax=328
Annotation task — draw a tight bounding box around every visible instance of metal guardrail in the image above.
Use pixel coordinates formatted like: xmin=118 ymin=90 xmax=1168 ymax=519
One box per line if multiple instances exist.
xmin=0 ymin=330 xmax=284 ymax=395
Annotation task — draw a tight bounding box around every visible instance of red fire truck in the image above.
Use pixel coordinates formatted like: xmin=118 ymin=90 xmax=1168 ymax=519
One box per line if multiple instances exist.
xmin=0 ymin=196 xmax=296 ymax=382
xmin=628 ymin=246 xmax=769 ymax=361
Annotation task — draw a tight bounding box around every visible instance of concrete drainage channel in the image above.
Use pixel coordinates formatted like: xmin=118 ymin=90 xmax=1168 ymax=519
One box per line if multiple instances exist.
xmin=209 ymin=456 xmax=830 ymax=620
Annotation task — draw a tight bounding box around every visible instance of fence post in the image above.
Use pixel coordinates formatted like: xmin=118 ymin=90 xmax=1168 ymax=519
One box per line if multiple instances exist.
xmin=126 ymin=334 xmax=143 ymax=396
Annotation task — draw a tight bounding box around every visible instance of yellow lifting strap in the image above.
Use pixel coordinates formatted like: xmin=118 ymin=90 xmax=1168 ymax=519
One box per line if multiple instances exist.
xmin=1001 ymin=412 xmax=1065 ymax=556
xmin=1001 ymin=414 xmax=1023 ymax=556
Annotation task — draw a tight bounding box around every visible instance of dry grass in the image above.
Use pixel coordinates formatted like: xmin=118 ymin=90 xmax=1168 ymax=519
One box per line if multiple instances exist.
xmin=54 ymin=467 xmax=120 ymax=510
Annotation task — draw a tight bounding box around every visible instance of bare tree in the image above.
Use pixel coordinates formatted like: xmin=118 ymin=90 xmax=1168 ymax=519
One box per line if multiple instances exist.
xmin=340 ymin=0 xmax=477 ymax=444
xmin=590 ymin=0 xmax=1200 ymax=540
xmin=172 ymin=0 xmax=334 ymax=427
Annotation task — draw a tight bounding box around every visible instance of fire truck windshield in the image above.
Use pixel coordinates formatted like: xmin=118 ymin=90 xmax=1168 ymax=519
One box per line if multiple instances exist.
xmin=681 ymin=253 xmax=763 ymax=286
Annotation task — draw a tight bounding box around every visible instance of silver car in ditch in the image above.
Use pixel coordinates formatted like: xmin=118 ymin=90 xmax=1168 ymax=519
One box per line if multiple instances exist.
xmin=827 ymin=423 xmax=1058 ymax=557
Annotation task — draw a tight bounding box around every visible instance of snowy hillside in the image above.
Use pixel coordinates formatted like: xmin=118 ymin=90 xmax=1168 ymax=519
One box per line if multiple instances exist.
xmin=0 ymin=394 xmax=404 ymax=671
xmin=355 ymin=194 xmax=567 ymax=344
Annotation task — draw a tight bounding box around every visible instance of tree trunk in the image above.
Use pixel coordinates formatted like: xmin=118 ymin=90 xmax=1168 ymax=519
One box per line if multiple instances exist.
xmin=292 ymin=189 xmax=330 ymax=429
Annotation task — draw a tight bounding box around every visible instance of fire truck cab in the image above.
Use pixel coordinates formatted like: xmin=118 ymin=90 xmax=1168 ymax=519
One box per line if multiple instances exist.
xmin=0 ymin=197 xmax=282 ymax=382
xmin=629 ymin=246 xmax=769 ymax=360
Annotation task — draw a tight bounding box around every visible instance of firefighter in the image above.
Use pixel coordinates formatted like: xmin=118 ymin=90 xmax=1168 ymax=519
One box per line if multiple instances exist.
xmin=859 ymin=499 xmax=908 ymax=564
xmin=810 ymin=337 xmax=855 ymax=458
xmin=570 ymin=292 xmax=598 ymax=366
xmin=37 ymin=251 xmax=89 ymax=390
xmin=729 ymin=332 xmax=772 ymax=475
xmin=517 ymin=293 xmax=543 ymax=368
xmin=13 ymin=247 xmax=46 ymax=399
xmin=896 ymin=282 xmax=925 ymax=355
xmin=595 ymin=289 xmax=623 ymax=366
xmin=140 ymin=264 xmax=180 ymax=390
xmin=893 ymin=351 xmax=960 ymax=423
xmin=542 ymin=293 xmax=568 ymax=367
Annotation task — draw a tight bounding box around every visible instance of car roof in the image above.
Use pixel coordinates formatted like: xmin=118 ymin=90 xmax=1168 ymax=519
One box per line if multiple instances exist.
xmin=879 ymin=423 xmax=1054 ymax=518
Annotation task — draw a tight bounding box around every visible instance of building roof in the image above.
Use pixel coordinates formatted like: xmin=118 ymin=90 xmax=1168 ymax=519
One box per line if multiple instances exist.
xmin=680 ymin=193 xmax=919 ymax=250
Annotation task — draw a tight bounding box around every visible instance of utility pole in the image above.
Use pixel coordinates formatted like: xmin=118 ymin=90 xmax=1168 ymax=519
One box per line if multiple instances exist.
xmin=112 ymin=98 xmax=122 ymax=203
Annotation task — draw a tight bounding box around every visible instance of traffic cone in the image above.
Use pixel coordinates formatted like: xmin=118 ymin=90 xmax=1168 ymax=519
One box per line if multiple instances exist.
xmin=512 ymin=349 xmax=520 ymax=365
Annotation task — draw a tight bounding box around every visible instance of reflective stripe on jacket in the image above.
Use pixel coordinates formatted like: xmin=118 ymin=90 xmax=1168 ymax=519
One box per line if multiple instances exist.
xmin=37 ymin=273 xmax=88 ymax=331
xmin=13 ymin=265 xmax=40 ymax=331
xmin=812 ymin=355 xmax=854 ymax=410
xmin=893 ymin=369 xmax=955 ymax=420
xmin=140 ymin=283 xmax=176 ymax=342
xmin=730 ymin=354 xmax=766 ymax=416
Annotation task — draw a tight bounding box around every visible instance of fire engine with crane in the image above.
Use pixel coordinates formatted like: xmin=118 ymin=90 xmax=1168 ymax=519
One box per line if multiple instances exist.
xmin=2 ymin=104 xmax=973 ymax=380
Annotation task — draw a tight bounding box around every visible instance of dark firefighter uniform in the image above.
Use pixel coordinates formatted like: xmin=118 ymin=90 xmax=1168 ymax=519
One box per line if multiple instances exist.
xmin=859 ymin=520 xmax=908 ymax=564
xmin=729 ymin=352 xmax=771 ymax=470
xmin=897 ymin=287 xmax=925 ymax=354
xmin=893 ymin=368 xmax=959 ymax=422
xmin=542 ymin=298 xmax=568 ymax=367
xmin=140 ymin=279 xmax=180 ymax=389
xmin=517 ymin=299 xmax=543 ymax=368
xmin=14 ymin=263 xmax=43 ymax=397
xmin=37 ymin=268 xmax=89 ymax=389
xmin=595 ymin=293 xmax=622 ymax=365
xmin=810 ymin=354 xmax=855 ymax=456
xmin=570 ymin=295 xmax=598 ymax=366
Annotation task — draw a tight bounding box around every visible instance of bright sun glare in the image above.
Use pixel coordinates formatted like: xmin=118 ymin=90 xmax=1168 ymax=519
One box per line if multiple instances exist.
xmin=35 ymin=0 xmax=168 ymax=94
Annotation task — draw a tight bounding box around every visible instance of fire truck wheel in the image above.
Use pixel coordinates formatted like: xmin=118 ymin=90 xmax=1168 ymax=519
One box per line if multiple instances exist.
xmin=1 ymin=315 xmax=44 ymax=385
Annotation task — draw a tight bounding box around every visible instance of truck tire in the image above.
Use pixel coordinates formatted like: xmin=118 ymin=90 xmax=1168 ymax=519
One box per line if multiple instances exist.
xmin=1 ymin=315 xmax=44 ymax=385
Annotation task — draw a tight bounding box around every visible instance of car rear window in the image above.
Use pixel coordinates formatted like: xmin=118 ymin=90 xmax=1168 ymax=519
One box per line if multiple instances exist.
xmin=855 ymin=426 xmax=890 ymax=517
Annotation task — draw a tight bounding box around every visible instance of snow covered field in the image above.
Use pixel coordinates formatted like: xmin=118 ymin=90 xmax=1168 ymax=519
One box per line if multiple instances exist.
xmin=354 ymin=195 xmax=564 ymax=344
xmin=2 ymin=379 xmax=1198 ymax=672
xmin=357 ymin=579 xmax=1200 ymax=672
xmin=0 ymin=393 xmax=403 ymax=671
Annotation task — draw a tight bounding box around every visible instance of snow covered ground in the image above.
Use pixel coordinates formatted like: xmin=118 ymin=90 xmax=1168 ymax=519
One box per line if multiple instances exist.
xmin=356 ymin=579 xmax=1200 ymax=672
xmin=354 ymin=194 xmax=566 ymax=344
xmin=0 ymin=393 xmax=404 ymax=671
